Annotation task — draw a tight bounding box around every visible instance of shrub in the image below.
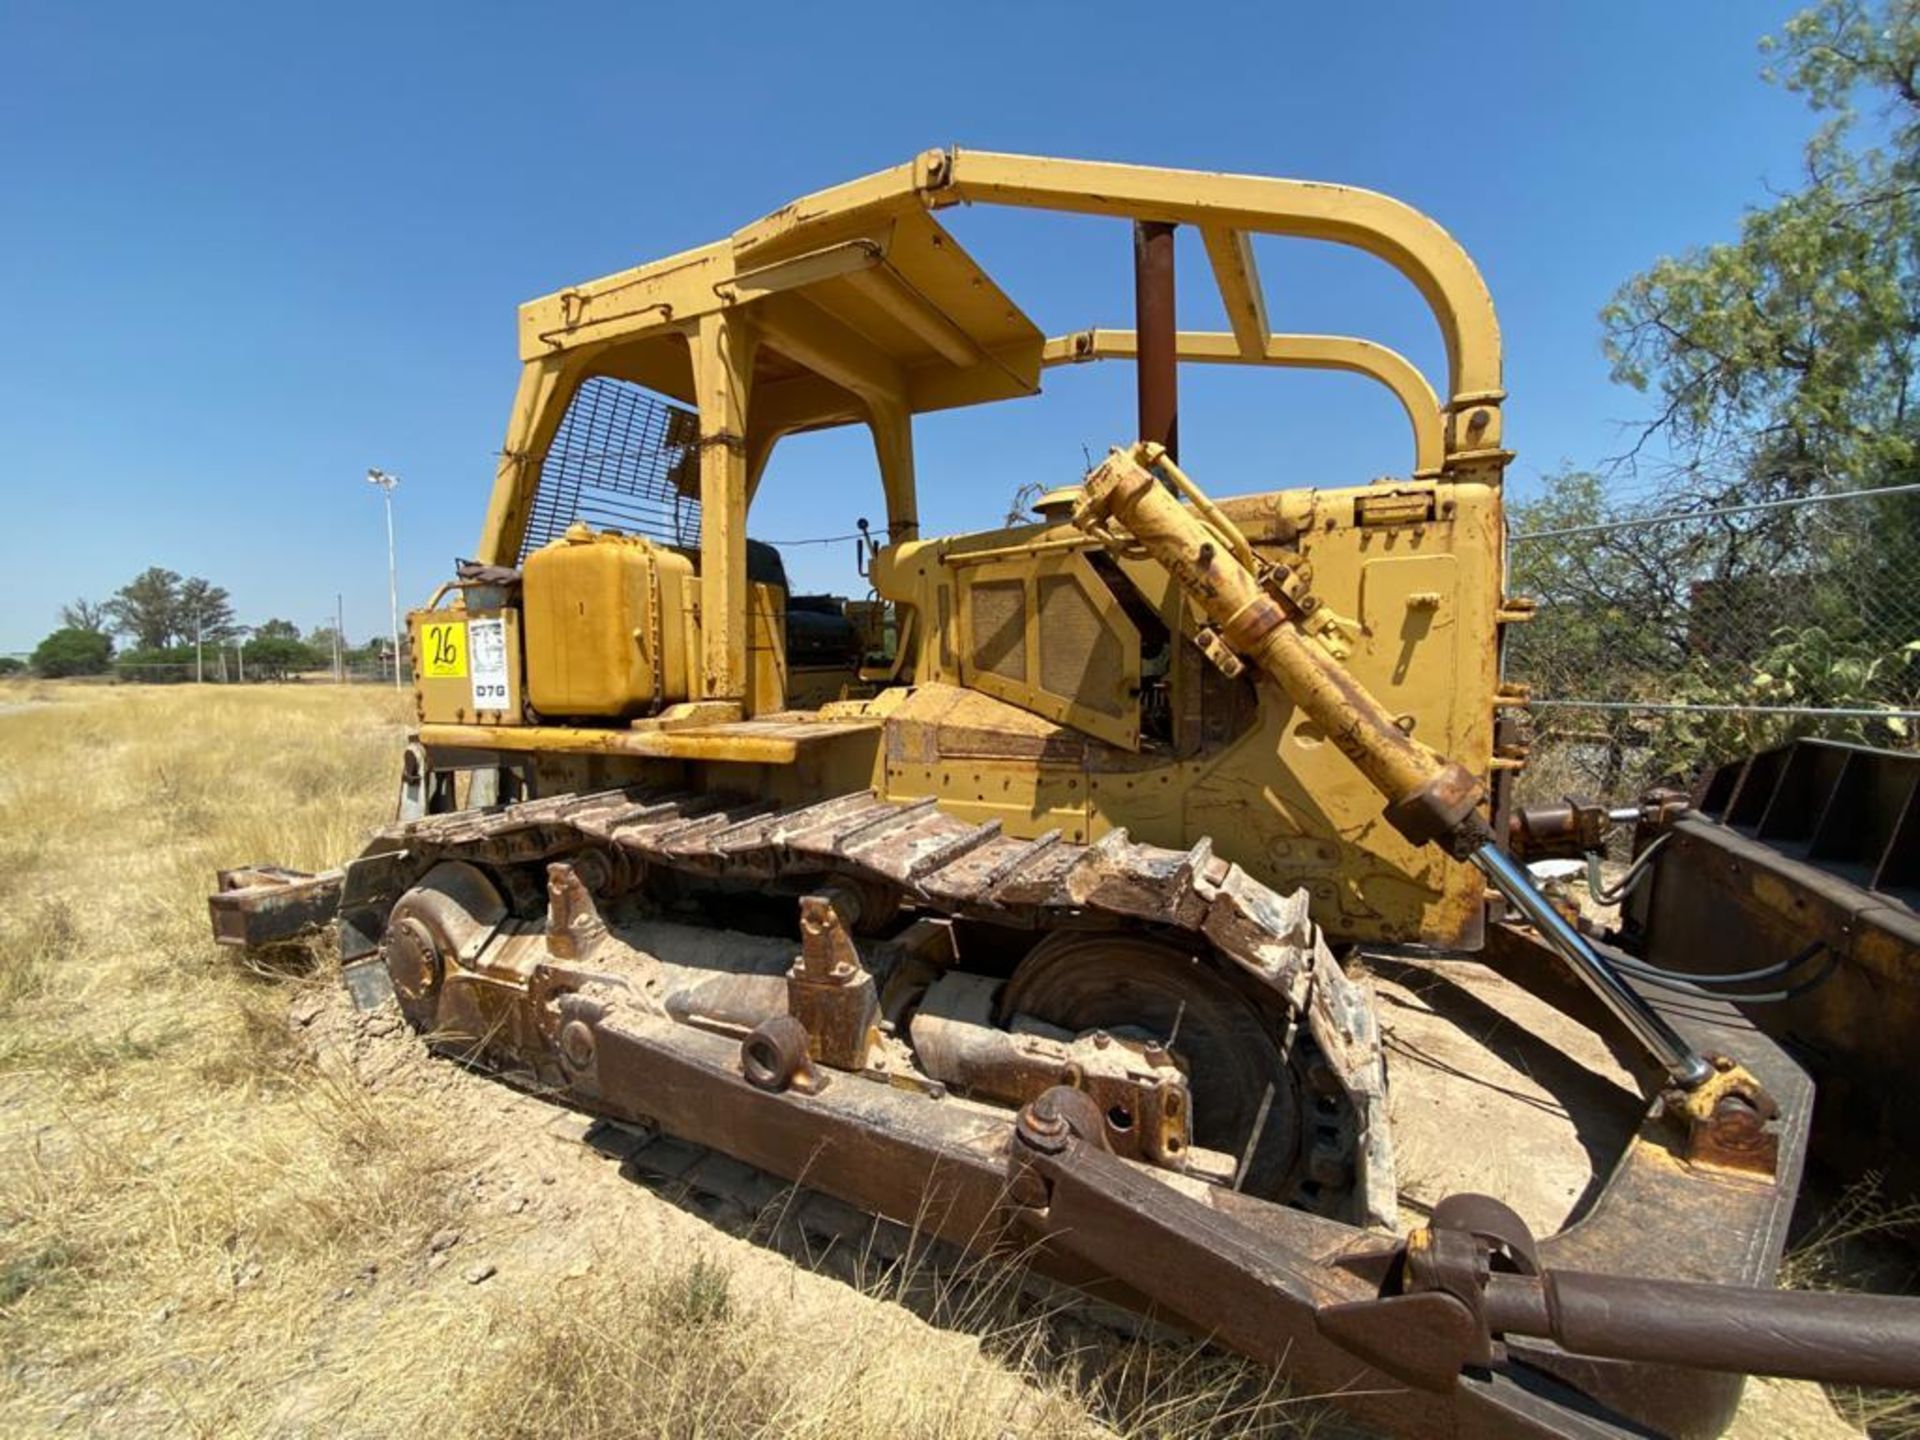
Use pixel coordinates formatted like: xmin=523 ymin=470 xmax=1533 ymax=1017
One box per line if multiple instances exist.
xmin=30 ymin=627 xmax=112 ymax=678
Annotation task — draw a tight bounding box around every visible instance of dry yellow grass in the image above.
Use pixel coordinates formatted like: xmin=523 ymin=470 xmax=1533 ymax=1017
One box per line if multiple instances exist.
xmin=0 ymin=681 xmax=1327 ymax=1440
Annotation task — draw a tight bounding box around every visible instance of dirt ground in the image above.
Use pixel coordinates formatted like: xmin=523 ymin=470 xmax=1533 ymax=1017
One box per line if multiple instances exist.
xmin=0 ymin=683 xmax=1329 ymax=1439
xmin=0 ymin=682 xmax=1874 ymax=1437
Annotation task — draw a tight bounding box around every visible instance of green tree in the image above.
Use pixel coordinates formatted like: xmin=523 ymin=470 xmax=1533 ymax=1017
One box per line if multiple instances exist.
xmin=1598 ymin=0 xmax=1920 ymax=659
xmin=254 ymin=617 xmax=302 ymax=642
xmin=1602 ymin=0 xmax=1920 ymax=494
xmin=1518 ymin=0 xmax=1920 ymax=794
xmin=0 ymin=657 xmax=26 ymax=676
xmin=242 ymin=632 xmax=319 ymax=680
xmin=105 ymin=567 xmax=181 ymax=650
xmin=32 ymin=627 xmax=112 ymax=678
xmin=176 ymin=577 xmax=236 ymax=643
xmin=101 ymin=569 xmax=237 ymax=648
xmin=112 ymin=645 xmax=195 ymax=684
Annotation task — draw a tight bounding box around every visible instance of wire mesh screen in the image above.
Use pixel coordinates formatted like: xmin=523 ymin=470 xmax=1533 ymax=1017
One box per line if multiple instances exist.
xmin=1503 ymin=482 xmax=1920 ymax=803
xmin=519 ymin=377 xmax=703 ymax=561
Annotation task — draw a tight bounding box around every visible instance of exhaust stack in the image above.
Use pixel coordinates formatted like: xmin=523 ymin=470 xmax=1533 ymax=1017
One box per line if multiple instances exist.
xmin=1133 ymin=220 xmax=1178 ymax=461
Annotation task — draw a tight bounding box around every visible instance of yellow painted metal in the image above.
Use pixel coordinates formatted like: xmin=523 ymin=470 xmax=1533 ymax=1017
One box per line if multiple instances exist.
xmin=866 ymin=395 xmax=918 ymax=541
xmin=439 ymin=149 xmax=1518 ymax=948
xmin=477 ymin=355 xmax=588 ymax=575
xmin=748 ymin=581 xmax=787 ymax=715
xmin=928 ymin=150 xmax=1504 ymax=449
xmin=419 ymin=715 xmax=879 ymax=766
xmin=517 ymin=241 xmax=733 ymax=364
xmin=714 ymin=237 xmax=888 ymax=304
xmin=723 ymin=148 xmax=1500 ymax=438
xmin=1080 ymin=446 xmax=1478 ymax=828
xmin=478 ymin=146 xmax=1505 ymax=567
xmin=410 ymin=608 xmax=525 ymax=729
xmin=840 ymin=263 xmax=984 ymax=368
xmin=870 ymin=457 xmax=1503 ymax=946
xmin=753 ymin=291 xmax=904 ymax=408
xmin=519 ymin=526 xmax=694 ymax=718
xmin=876 ymin=684 xmax=1096 ymax=844
xmin=692 ymin=308 xmax=755 ymax=708
xmin=1042 ymin=329 xmax=1444 ymax=478
xmin=1200 ymin=226 xmax=1269 ymax=360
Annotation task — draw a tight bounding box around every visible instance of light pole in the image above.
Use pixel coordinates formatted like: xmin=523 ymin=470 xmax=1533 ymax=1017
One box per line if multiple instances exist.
xmin=366 ymin=469 xmax=402 ymax=691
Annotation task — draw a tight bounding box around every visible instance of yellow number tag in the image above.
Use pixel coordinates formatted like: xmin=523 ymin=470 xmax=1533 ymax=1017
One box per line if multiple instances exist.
xmin=421 ymin=621 xmax=467 ymax=678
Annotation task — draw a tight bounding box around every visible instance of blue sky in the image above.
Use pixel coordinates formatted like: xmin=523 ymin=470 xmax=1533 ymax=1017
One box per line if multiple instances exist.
xmin=0 ymin=1 xmax=1818 ymax=654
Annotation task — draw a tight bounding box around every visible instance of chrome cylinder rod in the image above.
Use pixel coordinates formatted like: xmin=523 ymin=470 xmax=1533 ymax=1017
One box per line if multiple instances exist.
xmin=1472 ymin=843 xmax=1713 ymax=1089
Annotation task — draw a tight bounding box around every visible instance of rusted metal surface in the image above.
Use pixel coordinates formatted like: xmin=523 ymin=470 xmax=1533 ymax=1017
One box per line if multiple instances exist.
xmin=1383 ymin=760 xmax=1492 ymax=852
xmin=1485 ymin=1268 xmax=1920 ymax=1389
xmin=1132 ymin=220 xmax=1178 ymax=461
xmin=1693 ymin=738 xmax=1920 ymax=897
xmin=208 ymin=866 xmax=344 ymax=948
xmin=544 ymin=858 xmax=613 ymax=960
xmin=362 ymin=781 xmax=1392 ymax=1224
xmin=1628 ymin=753 xmax=1920 ymax=1198
xmin=211 ymin=776 xmax=1920 ymax=1436
xmin=1391 ymin=1190 xmax=1920 ymax=1391
xmin=1509 ymin=799 xmax=1610 ymax=860
xmin=1474 ymin=921 xmax=1811 ymax=1437
xmin=998 ymin=928 xmax=1344 ymax=1203
xmin=1510 ymin=792 xmax=1689 ymax=861
xmin=911 ymin=970 xmax=1194 ymax=1168
xmin=786 ymin=891 xmax=880 ymax=1070
xmin=437 ymin=937 xmax=1839 ymax=1438
xmin=1665 ymin=1057 xmax=1780 ymax=1177
xmin=551 ymin=1047 xmax=1920 ymax=1440
xmin=740 ymin=1014 xmax=821 ymax=1094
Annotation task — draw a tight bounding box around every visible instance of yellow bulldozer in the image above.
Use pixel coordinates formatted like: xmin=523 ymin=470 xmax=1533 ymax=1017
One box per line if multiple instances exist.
xmin=211 ymin=150 xmax=1920 ymax=1439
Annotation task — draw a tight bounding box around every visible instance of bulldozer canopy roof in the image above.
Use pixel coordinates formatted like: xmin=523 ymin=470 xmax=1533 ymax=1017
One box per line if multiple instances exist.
xmin=509 ymin=149 xmax=1509 ymax=478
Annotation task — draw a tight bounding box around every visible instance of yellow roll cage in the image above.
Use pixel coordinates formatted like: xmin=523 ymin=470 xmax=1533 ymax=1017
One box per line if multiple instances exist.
xmin=475 ymin=148 xmax=1508 ymax=706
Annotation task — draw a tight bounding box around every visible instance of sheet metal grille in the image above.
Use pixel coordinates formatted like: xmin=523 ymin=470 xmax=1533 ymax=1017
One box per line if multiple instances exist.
xmin=970 ymin=580 xmax=1027 ymax=681
xmin=520 ymin=377 xmax=702 ymax=561
xmin=1040 ymin=574 xmax=1124 ymax=715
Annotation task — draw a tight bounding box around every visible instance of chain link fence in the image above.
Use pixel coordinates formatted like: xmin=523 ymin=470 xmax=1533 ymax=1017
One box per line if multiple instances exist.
xmin=108 ymin=658 xmax=409 ymax=686
xmin=1504 ymin=482 xmax=1920 ymax=805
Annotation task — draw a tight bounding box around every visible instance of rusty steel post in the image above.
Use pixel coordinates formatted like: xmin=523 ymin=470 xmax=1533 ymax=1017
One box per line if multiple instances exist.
xmin=1134 ymin=220 xmax=1178 ymax=462
xmin=1478 ymin=1270 xmax=1920 ymax=1389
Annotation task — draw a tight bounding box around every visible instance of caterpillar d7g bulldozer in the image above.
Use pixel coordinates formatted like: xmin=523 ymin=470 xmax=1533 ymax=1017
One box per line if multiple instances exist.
xmin=210 ymin=151 xmax=1920 ymax=1438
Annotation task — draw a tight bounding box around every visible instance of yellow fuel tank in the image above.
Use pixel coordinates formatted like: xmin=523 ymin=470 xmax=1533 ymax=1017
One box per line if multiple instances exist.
xmin=521 ymin=523 xmax=694 ymax=718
